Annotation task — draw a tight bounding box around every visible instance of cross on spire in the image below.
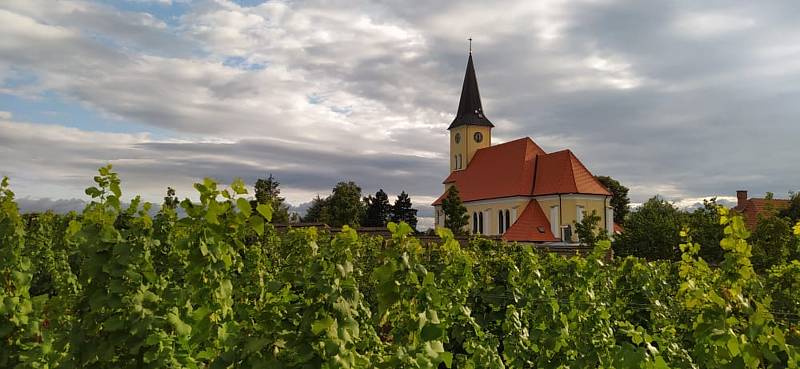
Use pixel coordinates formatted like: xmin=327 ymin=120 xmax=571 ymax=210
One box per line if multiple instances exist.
xmin=468 ymin=37 xmax=472 ymax=53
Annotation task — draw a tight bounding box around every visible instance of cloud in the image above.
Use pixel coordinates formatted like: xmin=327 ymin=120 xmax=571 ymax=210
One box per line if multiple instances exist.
xmin=1 ymin=0 xmax=799 ymax=216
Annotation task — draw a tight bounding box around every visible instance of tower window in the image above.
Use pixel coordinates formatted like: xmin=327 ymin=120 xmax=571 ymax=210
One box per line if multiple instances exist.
xmin=454 ymin=132 xmax=461 ymax=144
xmin=473 ymin=132 xmax=483 ymax=143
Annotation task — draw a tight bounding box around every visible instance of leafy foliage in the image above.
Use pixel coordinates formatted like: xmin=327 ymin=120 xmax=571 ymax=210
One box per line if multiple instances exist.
xmin=615 ymin=196 xmax=685 ymax=260
xmin=362 ymin=189 xmax=392 ymax=227
xmin=574 ymin=209 xmax=607 ymax=246
xmin=596 ymin=175 xmax=630 ymax=223
xmin=390 ymin=191 xmax=418 ymax=231
xmin=2 ymin=168 xmax=800 ymax=368
xmin=253 ymin=174 xmax=291 ymax=223
xmin=441 ymin=186 xmax=469 ymax=235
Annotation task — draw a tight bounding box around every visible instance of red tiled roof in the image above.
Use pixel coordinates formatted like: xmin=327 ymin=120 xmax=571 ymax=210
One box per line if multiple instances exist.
xmin=533 ymin=150 xmax=611 ymax=196
xmin=733 ymin=198 xmax=790 ymax=230
xmin=502 ymin=200 xmax=557 ymax=242
xmin=432 ymin=138 xmax=610 ymax=206
xmin=433 ymin=138 xmax=544 ymax=205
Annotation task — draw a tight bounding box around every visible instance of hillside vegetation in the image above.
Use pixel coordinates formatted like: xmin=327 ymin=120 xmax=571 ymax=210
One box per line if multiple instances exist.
xmin=2 ymin=166 xmax=800 ymax=368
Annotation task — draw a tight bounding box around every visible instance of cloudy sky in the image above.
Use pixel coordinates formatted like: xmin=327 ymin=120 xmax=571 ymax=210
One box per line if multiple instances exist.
xmin=1 ymin=0 xmax=799 ymax=228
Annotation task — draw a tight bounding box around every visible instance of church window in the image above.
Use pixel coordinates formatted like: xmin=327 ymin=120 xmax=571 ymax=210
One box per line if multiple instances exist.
xmin=474 ymin=132 xmax=483 ymax=143
xmin=505 ymin=209 xmax=510 ymax=230
xmin=454 ymin=132 xmax=461 ymax=144
xmin=479 ymin=211 xmax=484 ymax=234
xmin=472 ymin=212 xmax=478 ymax=234
xmin=576 ymin=206 xmax=585 ymax=224
xmin=498 ymin=210 xmax=505 ymax=233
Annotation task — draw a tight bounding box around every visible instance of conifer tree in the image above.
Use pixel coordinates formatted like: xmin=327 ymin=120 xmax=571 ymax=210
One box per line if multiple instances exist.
xmin=252 ymin=174 xmax=290 ymax=223
xmin=390 ymin=191 xmax=418 ymax=231
xmin=441 ymin=186 xmax=469 ymax=235
xmin=362 ymin=189 xmax=392 ymax=227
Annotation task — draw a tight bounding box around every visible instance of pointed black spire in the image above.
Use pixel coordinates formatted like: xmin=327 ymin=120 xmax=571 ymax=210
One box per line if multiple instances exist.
xmin=448 ymin=53 xmax=493 ymax=129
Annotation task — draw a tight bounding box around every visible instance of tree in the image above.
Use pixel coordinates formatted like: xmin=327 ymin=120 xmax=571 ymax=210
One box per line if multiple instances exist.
xmin=595 ymin=175 xmax=630 ymax=223
xmin=252 ymin=174 xmax=290 ymax=223
xmin=613 ymin=196 xmax=685 ymax=260
xmin=750 ymin=214 xmax=794 ymax=272
xmin=362 ymin=189 xmax=392 ymax=227
xmin=441 ymin=186 xmax=469 ymax=235
xmin=327 ymin=181 xmax=364 ymax=228
xmin=390 ymin=191 xmax=418 ymax=231
xmin=303 ymin=195 xmax=330 ymax=224
xmin=574 ymin=210 xmax=607 ymax=246
xmin=686 ymin=198 xmax=725 ymax=264
xmin=779 ymin=191 xmax=800 ymax=223
xmin=163 ymin=187 xmax=179 ymax=210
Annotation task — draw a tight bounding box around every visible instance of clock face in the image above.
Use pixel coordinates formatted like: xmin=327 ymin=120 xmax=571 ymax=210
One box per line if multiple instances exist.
xmin=473 ymin=132 xmax=483 ymax=143
xmin=454 ymin=132 xmax=461 ymax=144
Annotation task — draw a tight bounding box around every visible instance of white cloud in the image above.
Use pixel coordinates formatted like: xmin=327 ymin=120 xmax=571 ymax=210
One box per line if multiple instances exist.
xmin=1 ymin=0 xmax=799 ymax=216
xmin=674 ymin=12 xmax=755 ymax=38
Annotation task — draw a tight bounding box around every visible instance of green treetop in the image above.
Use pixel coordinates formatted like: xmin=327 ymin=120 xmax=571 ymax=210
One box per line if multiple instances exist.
xmin=441 ymin=186 xmax=469 ymax=235
xmin=390 ymin=191 xmax=418 ymax=231
xmin=595 ymin=175 xmax=630 ymax=223
xmin=362 ymin=189 xmax=392 ymax=227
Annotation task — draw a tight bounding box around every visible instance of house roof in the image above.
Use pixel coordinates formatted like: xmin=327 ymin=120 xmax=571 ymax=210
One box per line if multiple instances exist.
xmin=432 ymin=138 xmax=610 ymax=206
xmin=502 ymin=200 xmax=557 ymax=242
xmin=733 ymin=198 xmax=790 ymax=230
xmin=448 ymin=53 xmax=494 ymax=129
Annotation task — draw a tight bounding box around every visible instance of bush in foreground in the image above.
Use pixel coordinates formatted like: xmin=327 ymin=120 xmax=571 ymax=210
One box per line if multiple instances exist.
xmin=2 ymin=166 xmax=800 ymax=368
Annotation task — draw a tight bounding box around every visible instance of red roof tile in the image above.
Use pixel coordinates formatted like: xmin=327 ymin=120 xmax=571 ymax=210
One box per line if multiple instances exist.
xmin=734 ymin=198 xmax=790 ymax=230
xmin=433 ymin=138 xmax=544 ymax=205
xmin=502 ymin=200 xmax=557 ymax=242
xmin=432 ymin=138 xmax=609 ymax=206
xmin=533 ymin=150 xmax=611 ymax=196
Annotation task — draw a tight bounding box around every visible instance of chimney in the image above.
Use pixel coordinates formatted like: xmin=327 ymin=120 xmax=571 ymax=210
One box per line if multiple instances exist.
xmin=736 ymin=190 xmax=748 ymax=209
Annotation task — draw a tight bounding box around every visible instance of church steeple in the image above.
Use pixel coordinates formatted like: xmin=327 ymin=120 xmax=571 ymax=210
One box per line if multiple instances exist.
xmin=448 ymin=53 xmax=494 ymax=130
xmin=447 ymin=47 xmax=493 ymax=173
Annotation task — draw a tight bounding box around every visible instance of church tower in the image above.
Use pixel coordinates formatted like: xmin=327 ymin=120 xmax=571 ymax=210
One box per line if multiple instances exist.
xmin=449 ymin=51 xmax=493 ymax=172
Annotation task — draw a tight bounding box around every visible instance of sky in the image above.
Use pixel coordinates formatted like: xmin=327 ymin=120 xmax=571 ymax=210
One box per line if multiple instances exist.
xmin=1 ymin=0 xmax=799 ymax=229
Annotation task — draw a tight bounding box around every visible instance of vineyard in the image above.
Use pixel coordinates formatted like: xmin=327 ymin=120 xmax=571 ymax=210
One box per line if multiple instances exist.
xmin=2 ymin=166 xmax=800 ymax=368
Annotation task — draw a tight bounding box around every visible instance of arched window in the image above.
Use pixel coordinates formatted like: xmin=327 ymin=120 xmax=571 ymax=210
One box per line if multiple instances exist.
xmin=458 ymin=154 xmax=463 ymax=169
xmin=453 ymin=155 xmax=458 ymax=170
xmin=478 ymin=212 xmax=484 ymax=234
xmin=472 ymin=212 xmax=478 ymax=234
xmin=505 ymin=209 xmax=511 ymax=231
xmin=498 ymin=210 xmax=505 ymax=233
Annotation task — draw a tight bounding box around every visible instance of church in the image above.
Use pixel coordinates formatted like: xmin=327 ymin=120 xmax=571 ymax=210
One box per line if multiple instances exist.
xmin=432 ymin=52 xmax=614 ymax=243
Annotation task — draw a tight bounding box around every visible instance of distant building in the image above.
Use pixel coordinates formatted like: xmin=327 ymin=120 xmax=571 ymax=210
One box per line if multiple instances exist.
xmin=732 ymin=190 xmax=790 ymax=230
xmin=432 ymin=52 xmax=613 ymax=243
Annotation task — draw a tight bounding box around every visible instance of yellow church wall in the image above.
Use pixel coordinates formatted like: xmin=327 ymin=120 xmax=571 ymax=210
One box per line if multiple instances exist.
xmin=437 ymin=195 xmax=611 ymax=242
xmin=534 ymin=195 xmax=610 ymax=242
xmin=463 ymin=197 xmax=530 ymax=235
xmin=449 ymin=125 xmax=491 ymax=171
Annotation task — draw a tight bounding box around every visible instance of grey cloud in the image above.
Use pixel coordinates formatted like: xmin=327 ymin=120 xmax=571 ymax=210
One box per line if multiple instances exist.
xmin=1 ymin=0 xmax=799 ymax=209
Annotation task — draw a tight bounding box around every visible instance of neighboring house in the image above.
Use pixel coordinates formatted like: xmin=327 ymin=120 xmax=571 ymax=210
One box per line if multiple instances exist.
xmin=732 ymin=190 xmax=790 ymax=230
xmin=432 ymin=52 xmax=614 ymax=243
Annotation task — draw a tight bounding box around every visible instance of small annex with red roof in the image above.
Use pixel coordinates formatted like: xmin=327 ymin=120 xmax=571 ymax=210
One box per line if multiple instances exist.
xmin=433 ymin=52 xmax=615 ymax=243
